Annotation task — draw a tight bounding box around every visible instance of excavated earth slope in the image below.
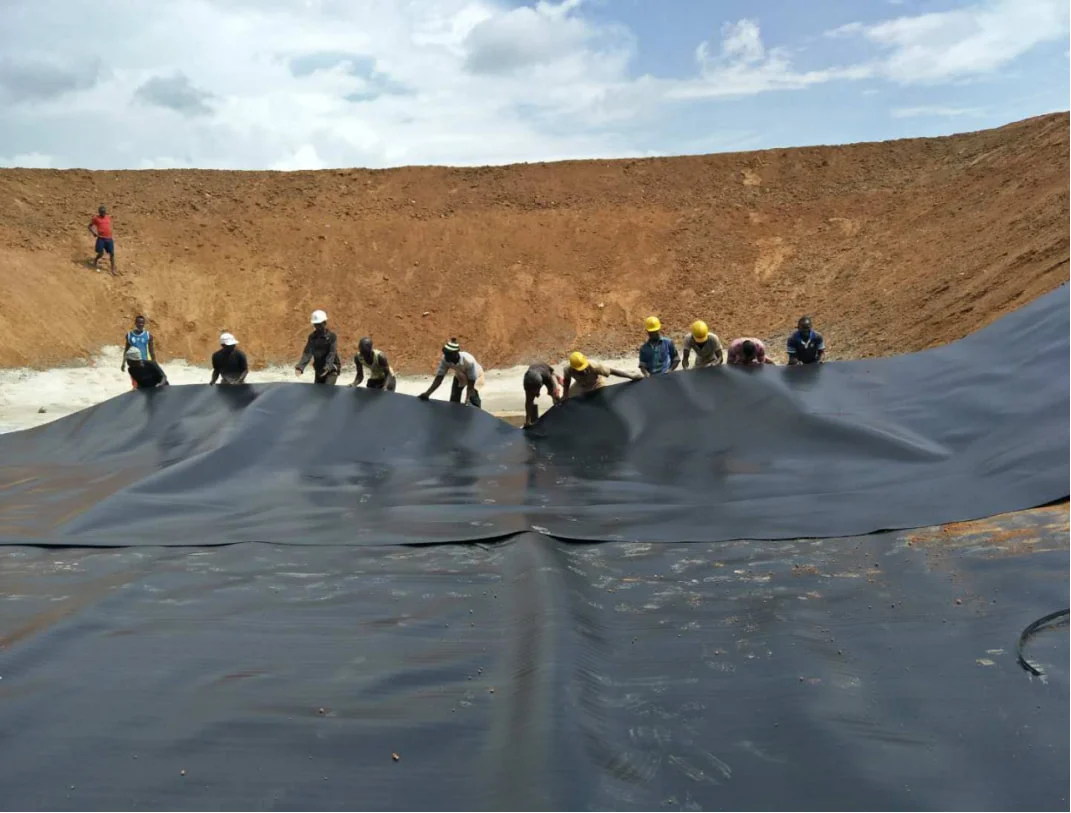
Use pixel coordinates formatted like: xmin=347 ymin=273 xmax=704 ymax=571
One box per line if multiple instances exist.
xmin=0 ymin=113 xmax=1066 ymax=372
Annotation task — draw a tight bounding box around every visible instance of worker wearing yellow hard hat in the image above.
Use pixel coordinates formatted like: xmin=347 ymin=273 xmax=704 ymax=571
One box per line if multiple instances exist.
xmin=638 ymin=315 xmax=680 ymax=377
xmin=562 ymin=351 xmax=642 ymax=399
xmin=682 ymin=320 xmax=725 ymax=369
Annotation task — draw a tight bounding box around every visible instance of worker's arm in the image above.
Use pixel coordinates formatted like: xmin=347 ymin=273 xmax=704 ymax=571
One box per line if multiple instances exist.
xmin=120 ymin=335 xmax=130 ymax=371
xmin=668 ymin=341 xmax=681 ymax=372
xmin=210 ymin=362 xmax=220 ymax=385
xmin=380 ymin=353 xmax=393 ymax=377
xmin=154 ymin=363 xmax=169 ymax=387
xmin=541 ymin=370 xmax=561 ymax=404
xmin=420 ymin=374 xmax=445 ymax=400
xmin=147 ymin=335 xmax=156 ymax=361
xmin=88 ymin=220 xmax=98 ymax=237
xmin=609 ymin=368 xmax=643 ymax=381
xmin=351 ymin=357 xmax=364 ymax=387
xmin=682 ymin=345 xmax=692 ymax=369
xmin=295 ymin=337 xmax=313 ymax=375
xmin=326 ymin=334 xmax=341 ymax=373
xmin=713 ymin=338 xmax=725 ymax=365
xmin=234 ymin=352 xmax=249 ymax=383
xmin=464 ymin=382 xmax=477 ymax=404
xmin=561 ymin=369 xmax=572 ymax=399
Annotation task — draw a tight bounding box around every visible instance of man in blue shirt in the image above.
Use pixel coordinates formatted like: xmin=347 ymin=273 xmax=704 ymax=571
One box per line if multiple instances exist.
xmin=787 ymin=316 xmax=825 ymax=365
xmin=638 ymin=316 xmax=680 ymax=377
xmin=121 ymin=315 xmax=156 ymax=382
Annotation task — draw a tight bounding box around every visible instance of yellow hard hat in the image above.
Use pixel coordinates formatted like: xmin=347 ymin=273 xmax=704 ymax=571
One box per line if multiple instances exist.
xmin=644 ymin=316 xmax=661 ymax=333
xmin=569 ymin=351 xmax=590 ymax=371
xmin=691 ymin=320 xmax=709 ymax=342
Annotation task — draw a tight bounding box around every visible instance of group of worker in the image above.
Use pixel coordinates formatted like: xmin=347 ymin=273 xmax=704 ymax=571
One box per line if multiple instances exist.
xmin=518 ymin=314 xmax=825 ymax=425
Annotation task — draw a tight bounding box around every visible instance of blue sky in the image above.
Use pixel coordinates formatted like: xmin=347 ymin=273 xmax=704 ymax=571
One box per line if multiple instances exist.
xmin=0 ymin=0 xmax=1067 ymax=169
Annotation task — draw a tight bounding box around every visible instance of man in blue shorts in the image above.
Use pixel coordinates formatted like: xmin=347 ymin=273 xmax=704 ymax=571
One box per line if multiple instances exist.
xmin=89 ymin=206 xmax=116 ymax=275
xmin=786 ymin=316 xmax=826 ymax=365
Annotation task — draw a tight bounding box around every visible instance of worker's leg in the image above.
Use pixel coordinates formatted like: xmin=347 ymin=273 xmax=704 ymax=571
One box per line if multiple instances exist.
xmin=109 ymin=244 xmax=116 ymax=275
xmin=449 ymin=377 xmax=464 ymax=403
xmin=523 ymin=385 xmax=539 ymax=426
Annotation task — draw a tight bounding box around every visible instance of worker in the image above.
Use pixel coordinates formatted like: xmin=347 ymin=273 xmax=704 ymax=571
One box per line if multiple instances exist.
xmin=787 ymin=316 xmax=825 ymax=365
xmin=295 ymin=309 xmax=341 ymax=385
xmin=350 ymin=337 xmax=396 ymax=391
xmin=125 ymin=347 xmax=169 ymax=389
xmin=121 ymin=315 xmax=155 ymax=386
xmin=562 ymin=351 xmax=642 ymax=398
xmin=210 ymin=332 xmax=248 ymax=385
xmin=682 ymin=320 xmax=724 ymax=369
xmin=418 ymin=338 xmax=484 ymax=408
xmin=638 ymin=316 xmax=679 ymax=377
xmin=522 ymin=362 xmax=563 ymax=427
xmin=726 ymin=337 xmax=775 ymax=366
xmin=88 ymin=205 xmax=116 ymax=275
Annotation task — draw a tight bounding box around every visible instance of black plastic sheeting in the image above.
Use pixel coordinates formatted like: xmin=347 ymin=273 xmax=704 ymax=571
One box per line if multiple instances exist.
xmin=0 ymin=287 xmax=1068 ymax=810
xmin=0 ymin=286 xmax=1068 ymax=548
xmin=0 ymin=511 xmax=1067 ymax=811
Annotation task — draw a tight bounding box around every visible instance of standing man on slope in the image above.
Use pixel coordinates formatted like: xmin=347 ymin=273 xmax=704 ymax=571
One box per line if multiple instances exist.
xmin=638 ymin=316 xmax=680 ymax=377
xmin=210 ymin=332 xmax=249 ymax=384
xmin=89 ymin=205 xmax=116 ymax=275
xmin=419 ymin=339 xmax=484 ymax=408
xmin=121 ymin=315 xmax=156 ymax=385
xmin=682 ymin=320 xmax=724 ymax=369
xmin=351 ymin=337 xmax=396 ymax=391
xmin=296 ymin=309 xmax=342 ymax=385
xmin=786 ymin=317 xmax=826 ymax=365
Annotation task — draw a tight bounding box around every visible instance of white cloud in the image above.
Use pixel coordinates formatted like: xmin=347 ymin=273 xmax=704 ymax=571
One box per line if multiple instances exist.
xmin=671 ymin=19 xmax=872 ymax=100
xmin=0 ymin=0 xmax=1064 ymax=170
xmin=0 ymin=151 xmax=54 ymax=168
xmin=890 ymin=105 xmax=986 ymax=118
xmin=833 ymin=0 xmax=1069 ymax=83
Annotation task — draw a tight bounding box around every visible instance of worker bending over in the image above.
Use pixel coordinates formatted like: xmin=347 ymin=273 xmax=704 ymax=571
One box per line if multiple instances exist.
xmin=562 ymin=352 xmax=641 ymax=398
xmin=726 ymin=338 xmax=775 ymax=366
xmin=639 ymin=316 xmax=680 ymax=377
xmin=419 ymin=339 xmax=484 ymax=408
xmin=295 ymin=309 xmax=341 ymax=385
xmin=351 ymin=337 xmax=396 ymax=391
xmin=522 ymin=362 xmax=562 ymax=427
xmin=125 ymin=347 xmax=169 ymax=389
xmin=787 ymin=317 xmax=825 ymax=365
xmin=210 ymin=332 xmax=248 ymax=385
xmin=682 ymin=320 xmax=724 ymax=369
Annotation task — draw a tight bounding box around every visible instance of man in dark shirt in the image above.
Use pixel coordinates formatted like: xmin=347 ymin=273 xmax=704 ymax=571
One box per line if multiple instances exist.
xmin=125 ymin=347 xmax=169 ymax=389
xmin=787 ymin=316 xmax=826 ymax=365
xmin=210 ymin=332 xmax=249 ymax=385
xmin=522 ymin=362 xmax=562 ymax=427
xmin=295 ymin=309 xmax=341 ymax=385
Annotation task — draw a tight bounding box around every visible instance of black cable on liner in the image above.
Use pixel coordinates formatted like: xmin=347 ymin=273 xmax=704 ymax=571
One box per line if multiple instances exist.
xmin=1016 ymin=609 xmax=1069 ymax=676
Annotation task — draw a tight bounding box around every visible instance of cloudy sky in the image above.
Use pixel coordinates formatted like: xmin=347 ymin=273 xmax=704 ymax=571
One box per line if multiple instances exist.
xmin=1 ymin=0 xmax=1067 ymax=170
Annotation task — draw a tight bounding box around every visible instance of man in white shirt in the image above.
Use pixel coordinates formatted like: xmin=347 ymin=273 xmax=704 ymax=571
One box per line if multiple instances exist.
xmin=418 ymin=338 xmax=485 ymax=408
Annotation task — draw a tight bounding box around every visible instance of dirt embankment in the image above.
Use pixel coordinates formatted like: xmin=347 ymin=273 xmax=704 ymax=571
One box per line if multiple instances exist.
xmin=0 ymin=113 xmax=1066 ymax=372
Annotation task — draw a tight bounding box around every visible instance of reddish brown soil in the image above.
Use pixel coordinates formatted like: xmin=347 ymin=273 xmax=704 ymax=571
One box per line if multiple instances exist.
xmin=0 ymin=113 xmax=1066 ymax=372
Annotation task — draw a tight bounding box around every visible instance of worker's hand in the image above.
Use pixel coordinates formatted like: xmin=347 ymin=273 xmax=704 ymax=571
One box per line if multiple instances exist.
xmin=294 ymin=367 xmax=303 ymax=377
xmin=418 ymin=392 xmax=430 ymax=401
xmin=630 ymin=373 xmax=644 ymax=381
xmin=120 ymin=363 xmax=125 ymax=372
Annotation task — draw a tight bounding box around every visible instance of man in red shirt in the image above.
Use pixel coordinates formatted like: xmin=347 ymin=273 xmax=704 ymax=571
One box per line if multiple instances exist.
xmin=726 ymin=337 xmax=775 ymax=366
xmin=88 ymin=205 xmax=116 ymax=275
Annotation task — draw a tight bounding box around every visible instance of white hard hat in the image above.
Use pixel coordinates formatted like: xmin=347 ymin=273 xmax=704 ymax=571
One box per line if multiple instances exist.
xmin=219 ymin=332 xmax=238 ymax=346
xmin=311 ymin=309 xmax=328 ymax=325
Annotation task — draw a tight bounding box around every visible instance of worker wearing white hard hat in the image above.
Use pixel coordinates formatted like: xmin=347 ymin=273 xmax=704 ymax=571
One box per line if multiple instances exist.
xmin=211 ymin=332 xmax=249 ymax=385
xmin=295 ymin=309 xmax=341 ymax=385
